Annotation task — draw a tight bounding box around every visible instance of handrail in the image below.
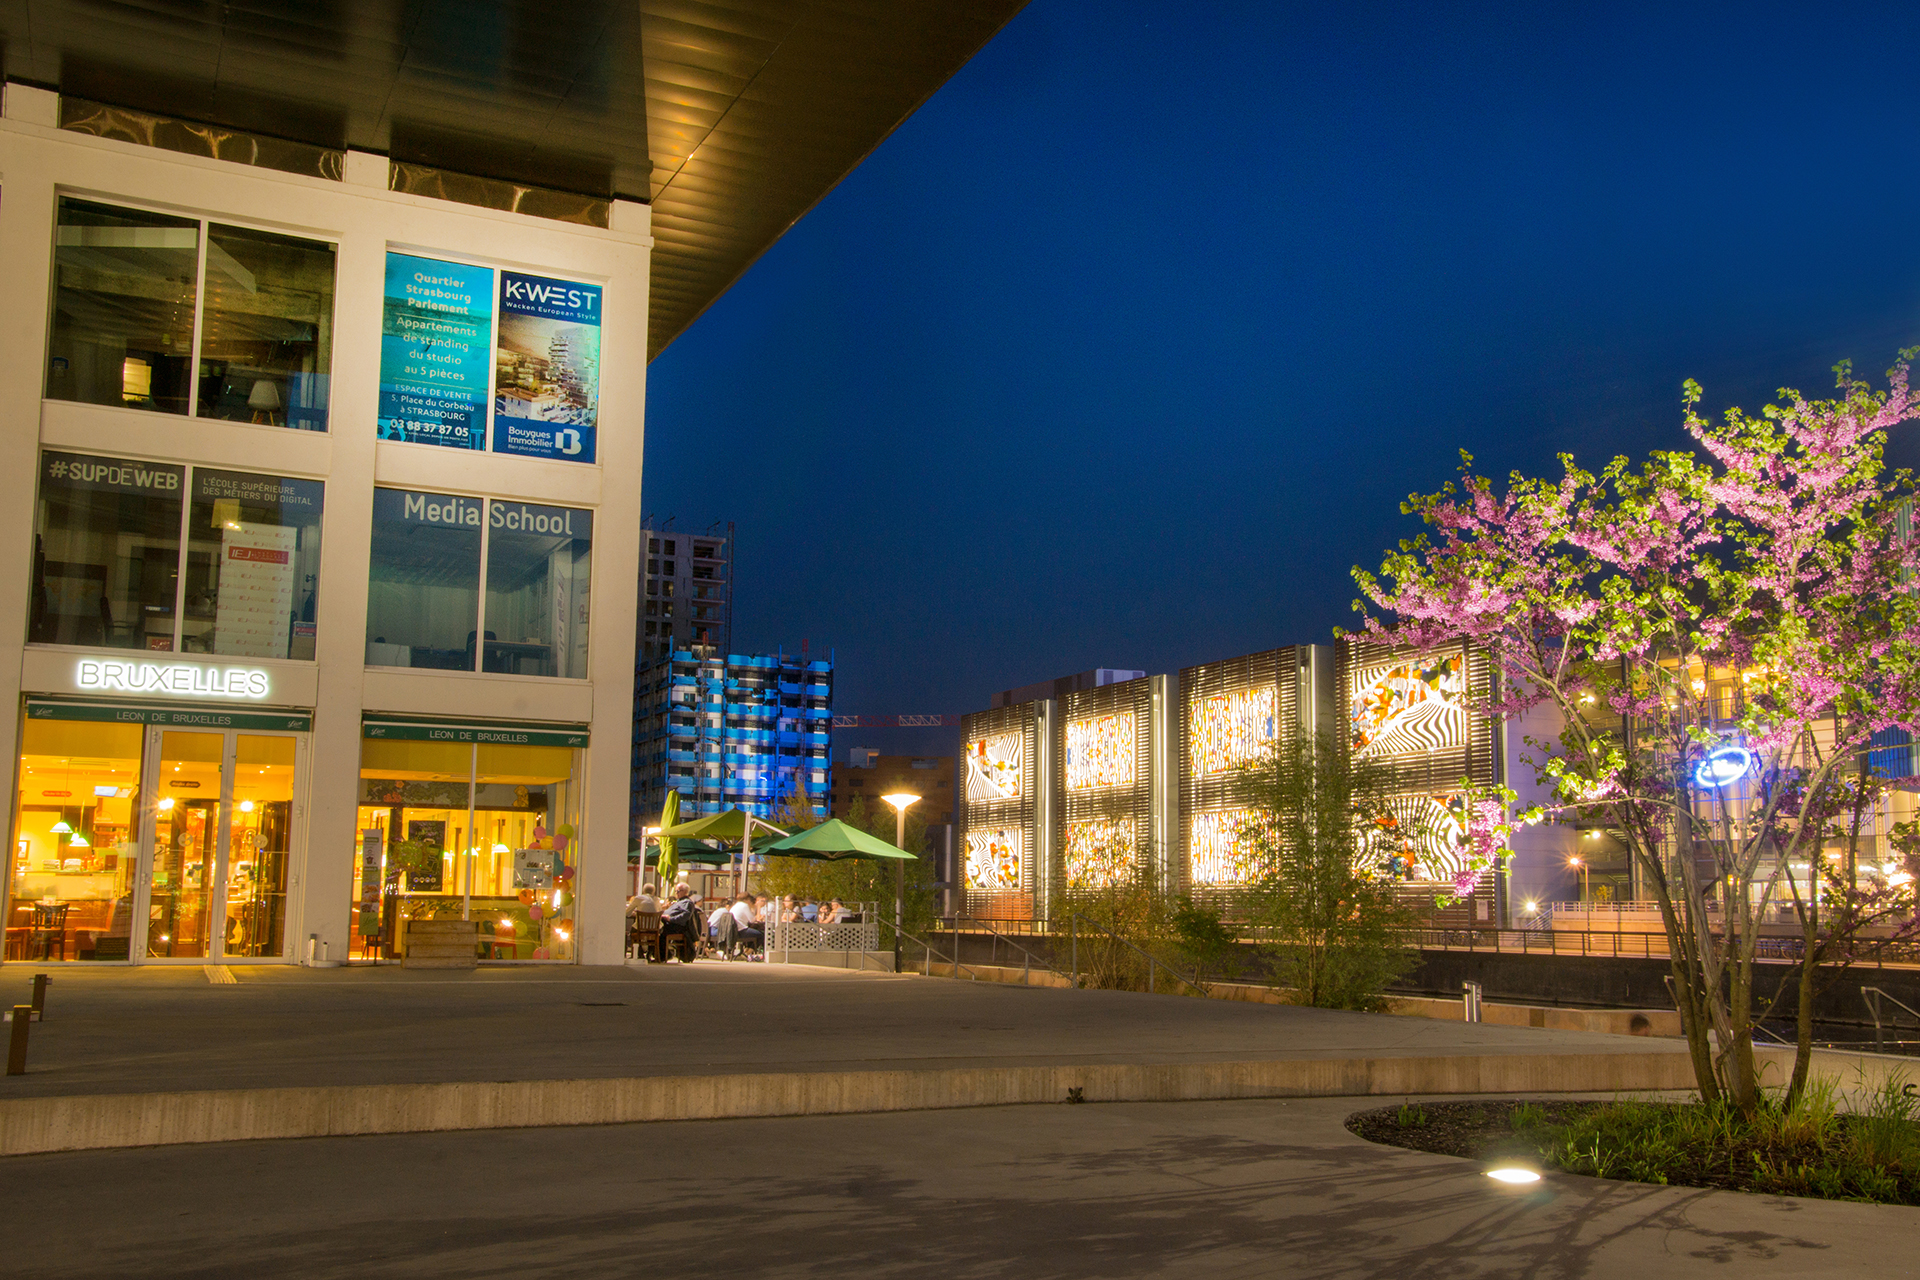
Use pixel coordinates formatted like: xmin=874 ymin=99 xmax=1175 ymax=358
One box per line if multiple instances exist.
xmin=1862 ymin=986 xmax=1920 ymax=1051
xmin=1068 ymin=912 xmax=1207 ymax=996
xmin=972 ymin=918 xmax=1060 ymax=985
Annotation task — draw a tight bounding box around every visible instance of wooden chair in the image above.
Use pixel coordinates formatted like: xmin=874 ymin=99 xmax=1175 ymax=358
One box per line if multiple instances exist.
xmin=627 ymin=913 xmax=663 ymax=962
xmin=29 ymin=903 xmax=70 ymax=961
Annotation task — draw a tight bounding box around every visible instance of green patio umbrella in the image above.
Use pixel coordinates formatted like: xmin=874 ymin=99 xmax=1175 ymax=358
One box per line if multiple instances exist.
xmin=643 ymin=840 xmax=729 ymax=865
xmin=755 ymin=819 xmax=916 ymax=861
xmin=657 ymin=808 xmax=795 ymax=895
xmin=758 ymin=820 xmax=919 ymax=964
xmin=654 ymin=789 xmax=681 ymax=888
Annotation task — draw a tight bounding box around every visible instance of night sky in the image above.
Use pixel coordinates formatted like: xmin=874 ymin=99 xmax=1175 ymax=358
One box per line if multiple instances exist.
xmin=642 ymin=0 xmax=1920 ymax=758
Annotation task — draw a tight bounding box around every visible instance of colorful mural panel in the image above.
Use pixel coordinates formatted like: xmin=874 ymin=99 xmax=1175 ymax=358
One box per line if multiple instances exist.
xmin=965 ymin=828 xmax=1024 ymax=892
xmin=965 ymin=731 xmax=1024 ymax=802
xmin=1190 ymin=686 xmax=1278 ymax=776
xmin=1349 ymin=654 xmax=1467 ymax=759
xmin=1065 ymin=712 xmax=1136 ymax=791
xmin=1064 ymin=818 xmax=1135 ymax=890
xmin=1365 ymin=791 xmax=1474 ymax=887
xmin=1189 ymin=808 xmax=1264 ymax=886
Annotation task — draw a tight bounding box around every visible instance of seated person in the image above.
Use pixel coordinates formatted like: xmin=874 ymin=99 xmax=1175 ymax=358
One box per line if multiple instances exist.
xmin=731 ymin=895 xmax=763 ymax=949
xmin=627 ymin=882 xmax=660 ymax=918
xmin=779 ymin=895 xmax=801 ymax=924
xmin=800 ymin=899 xmax=820 ymax=923
xmin=658 ymin=885 xmax=703 ymax=958
xmin=711 ymin=904 xmax=739 ymax=951
xmin=822 ymin=898 xmax=853 ymax=924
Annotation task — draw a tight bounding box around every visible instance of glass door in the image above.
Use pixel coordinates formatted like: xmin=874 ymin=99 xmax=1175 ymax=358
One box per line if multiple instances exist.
xmin=225 ymin=735 xmax=295 ymax=958
xmin=142 ymin=728 xmax=302 ymax=961
xmin=147 ymin=731 xmax=222 ymax=958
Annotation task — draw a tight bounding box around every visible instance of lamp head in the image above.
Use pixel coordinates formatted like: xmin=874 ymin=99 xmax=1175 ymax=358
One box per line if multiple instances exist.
xmin=881 ymin=793 xmax=920 ymax=814
xmin=247 ymin=379 xmax=282 ymax=410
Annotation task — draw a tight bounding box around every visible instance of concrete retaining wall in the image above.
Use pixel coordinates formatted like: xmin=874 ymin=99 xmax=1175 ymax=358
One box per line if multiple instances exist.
xmin=0 ymin=1049 xmax=1706 ymax=1157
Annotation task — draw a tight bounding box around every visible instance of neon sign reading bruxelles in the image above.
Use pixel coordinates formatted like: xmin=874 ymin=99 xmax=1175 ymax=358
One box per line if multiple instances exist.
xmin=76 ymin=660 xmax=271 ymax=700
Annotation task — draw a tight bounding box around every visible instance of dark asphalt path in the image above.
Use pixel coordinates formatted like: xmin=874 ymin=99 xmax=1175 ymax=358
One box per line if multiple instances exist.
xmin=5 ymin=1096 xmax=1906 ymax=1278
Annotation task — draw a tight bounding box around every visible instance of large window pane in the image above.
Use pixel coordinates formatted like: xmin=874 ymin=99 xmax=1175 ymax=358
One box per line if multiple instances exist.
xmin=226 ymin=735 xmax=295 ymax=958
xmin=352 ymin=736 xmax=582 ymax=962
xmin=8 ymin=719 xmax=144 ymax=961
xmin=30 ymin=451 xmax=184 ymax=649
xmin=150 ymin=730 xmax=223 ymax=958
xmin=46 ymin=198 xmax=200 ymax=414
xmin=185 ymin=469 xmax=324 ymax=659
xmin=196 ymin=225 xmax=335 ymax=431
xmin=366 ymin=488 xmax=482 ymax=669
xmin=482 ymin=502 xmax=592 ymax=678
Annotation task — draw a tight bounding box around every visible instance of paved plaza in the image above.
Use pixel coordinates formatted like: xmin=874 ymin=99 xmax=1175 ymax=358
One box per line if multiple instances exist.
xmin=7 ymin=1095 xmax=1912 ymax=1278
xmin=0 ymin=962 xmax=1690 ymax=1099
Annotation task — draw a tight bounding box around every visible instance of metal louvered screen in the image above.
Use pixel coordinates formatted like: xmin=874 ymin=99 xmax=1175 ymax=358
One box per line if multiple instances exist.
xmin=959 ymin=702 xmax=1041 ymax=920
xmin=1338 ymin=638 xmax=1502 ymax=901
xmin=1054 ymin=676 xmax=1155 ymax=899
xmin=1177 ymin=647 xmax=1303 ymax=898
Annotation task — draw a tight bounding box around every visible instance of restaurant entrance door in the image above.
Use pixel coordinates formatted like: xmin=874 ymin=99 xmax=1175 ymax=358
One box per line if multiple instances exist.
xmin=143 ymin=727 xmax=304 ymax=961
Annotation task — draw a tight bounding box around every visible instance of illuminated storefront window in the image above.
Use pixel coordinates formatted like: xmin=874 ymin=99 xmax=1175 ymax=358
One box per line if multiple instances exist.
xmin=8 ymin=719 xmax=144 ymax=961
xmin=353 ymin=729 xmax=585 ymax=961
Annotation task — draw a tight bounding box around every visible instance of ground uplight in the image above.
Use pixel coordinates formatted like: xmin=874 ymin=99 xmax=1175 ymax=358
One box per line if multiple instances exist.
xmin=1486 ymin=1168 xmax=1541 ymax=1185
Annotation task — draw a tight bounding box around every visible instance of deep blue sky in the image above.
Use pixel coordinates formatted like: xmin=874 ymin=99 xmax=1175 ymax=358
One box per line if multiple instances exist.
xmin=643 ymin=0 xmax=1920 ymax=756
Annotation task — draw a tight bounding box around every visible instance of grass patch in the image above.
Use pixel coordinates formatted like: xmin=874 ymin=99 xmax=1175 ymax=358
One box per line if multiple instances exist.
xmin=1346 ymin=1075 xmax=1920 ymax=1206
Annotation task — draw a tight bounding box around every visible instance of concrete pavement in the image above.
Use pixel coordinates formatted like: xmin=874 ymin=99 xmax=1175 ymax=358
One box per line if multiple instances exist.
xmin=0 ymin=961 xmax=1692 ymax=1099
xmin=5 ymin=1095 xmax=1911 ymax=1278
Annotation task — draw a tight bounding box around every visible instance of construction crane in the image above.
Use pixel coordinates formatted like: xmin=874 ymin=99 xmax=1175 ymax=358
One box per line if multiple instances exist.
xmin=831 ymin=714 xmax=960 ymax=728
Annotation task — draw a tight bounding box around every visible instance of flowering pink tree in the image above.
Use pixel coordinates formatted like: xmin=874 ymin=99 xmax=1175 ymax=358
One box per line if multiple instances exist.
xmin=1353 ymin=354 xmax=1920 ymax=1111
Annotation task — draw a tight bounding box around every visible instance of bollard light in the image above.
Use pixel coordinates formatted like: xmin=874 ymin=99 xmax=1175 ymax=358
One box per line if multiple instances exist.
xmin=1487 ymin=1168 xmax=1541 ymax=1184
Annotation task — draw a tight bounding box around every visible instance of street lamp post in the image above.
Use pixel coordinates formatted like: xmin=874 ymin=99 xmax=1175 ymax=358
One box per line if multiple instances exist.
xmin=881 ymin=792 xmax=920 ymax=969
xmin=1569 ymin=855 xmax=1590 ymax=903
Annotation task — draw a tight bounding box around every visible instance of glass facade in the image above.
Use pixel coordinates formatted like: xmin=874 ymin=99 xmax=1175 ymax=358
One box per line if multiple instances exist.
xmin=46 ymin=198 xmax=200 ymax=414
xmin=45 ymin=197 xmax=336 ymax=429
xmin=366 ymin=489 xmax=591 ymax=677
xmin=30 ymin=451 xmax=323 ymax=657
xmin=29 ymin=452 xmax=184 ymax=649
xmin=365 ymin=488 xmax=483 ymax=669
xmin=8 ymin=719 xmax=144 ymax=961
xmin=353 ymin=734 xmax=583 ymax=961
xmin=196 ymin=224 xmax=335 ymax=430
xmin=185 ymin=469 xmax=324 ymax=659
xmin=484 ymin=503 xmax=592 ymax=678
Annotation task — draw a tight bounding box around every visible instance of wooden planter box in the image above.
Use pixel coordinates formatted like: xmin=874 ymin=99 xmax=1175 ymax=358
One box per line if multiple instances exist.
xmin=403 ymin=918 xmax=479 ymax=969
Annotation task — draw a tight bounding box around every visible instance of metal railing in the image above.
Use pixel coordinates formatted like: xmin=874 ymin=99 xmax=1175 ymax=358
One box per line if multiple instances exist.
xmin=1064 ymin=912 xmax=1207 ymax=996
xmin=1862 ymin=986 xmax=1920 ymax=1051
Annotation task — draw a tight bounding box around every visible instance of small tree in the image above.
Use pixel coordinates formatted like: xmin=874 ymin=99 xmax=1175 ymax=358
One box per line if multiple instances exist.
xmin=1239 ymin=733 xmax=1422 ymax=1010
xmin=1354 ymin=354 xmax=1920 ymax=1112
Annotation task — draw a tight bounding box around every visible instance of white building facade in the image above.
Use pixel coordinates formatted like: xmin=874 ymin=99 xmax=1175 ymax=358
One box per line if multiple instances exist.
xmin=0 ymin=86 xmax=648 ymax=967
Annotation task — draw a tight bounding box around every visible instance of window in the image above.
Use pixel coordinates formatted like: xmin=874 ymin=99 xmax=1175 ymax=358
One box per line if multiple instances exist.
xmin=46 ymin=197 xmax=336 ymax=429
xmin=664 ymin=540 xmax=675 ymax=555
xmin=695 ymin=544 xmax=715 ymax=558
xmin=47 ymin=200 xmax=199 ymax=413
xmin=354 ymin=734 xmax=583 ymax=961
xmin=485 ymin=502 xmax=592 ymax=679
xmin=366 ymin=489 xmax=482 ymax=669
xmin=662 ymin=560 xmax=675 ymax=575
xmin=649 ymin=538 xmax=660 ymax=553
xmin=647 ymin=558 xmax=658 ymax=574
xmin=365 ymin=488 xmax=591 ymax=678
xmin=12 ymin=718 xmax=145 ymax=959
xmin=30 ymin=451 xmax=183 ymax=648
xmin=29 ymin=451 xmax=323 ymax=657
xmin=196 ymin=224 xmax=336 ymax=430
xmin=185 ymin=469 xmax=323 ymax=658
